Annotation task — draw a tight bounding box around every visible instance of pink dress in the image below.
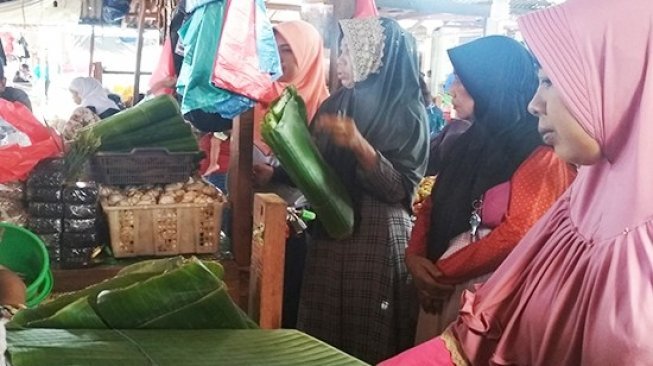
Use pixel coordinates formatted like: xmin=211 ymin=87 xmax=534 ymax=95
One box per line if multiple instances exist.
xmin=384 ymin=0 xmax=653 ymax=364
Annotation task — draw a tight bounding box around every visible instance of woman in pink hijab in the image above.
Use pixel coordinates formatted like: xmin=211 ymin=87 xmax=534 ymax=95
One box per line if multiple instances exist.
xmin=251 ymin=20 xmax=329 ymax=329
xmin=253 ymin=20 xmax=329 ymax=161
xmin=381 ymin=0 xmax=653 ymax=364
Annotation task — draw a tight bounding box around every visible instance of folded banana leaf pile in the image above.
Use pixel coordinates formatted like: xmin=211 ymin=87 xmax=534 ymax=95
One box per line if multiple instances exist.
xmin=9 ymin=257 xmax=256 ymax=330
xmin=6 ymin=328 xmax=368 ymax=366
xmin=262 ymin=86 xmax=354 ymax=239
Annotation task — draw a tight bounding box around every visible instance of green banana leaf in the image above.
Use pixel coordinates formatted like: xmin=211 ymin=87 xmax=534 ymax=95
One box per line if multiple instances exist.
xmin=11 ymin=257 xmax=252 ymax=331
xmin=28 ymin=297 xmax=107 ymax=329
xmin=7 ymin=329 xmax=369 ymax=366
xmin=9 ymin=271 xmax=157 ymax=328
xmin=116 ymin=256 xmax=203 ymax=277
xmin=262 ymin=87 xmax=355 ymax=239
xmin=95 ymin=261 xmax=249 ymax=329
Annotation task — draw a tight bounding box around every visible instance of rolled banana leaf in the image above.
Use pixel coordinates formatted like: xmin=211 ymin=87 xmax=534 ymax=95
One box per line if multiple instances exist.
xmin=262 ymin=86 xmax=354 ymax=239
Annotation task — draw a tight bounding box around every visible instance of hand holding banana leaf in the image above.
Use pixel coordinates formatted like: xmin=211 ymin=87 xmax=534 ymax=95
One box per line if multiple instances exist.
xmin=261 ymin=86 xmax=354 ymax=239
xmin=316 ymin=114 xmax=380 ymax=172
xmin=315 ymin=114 xmax=362 ymax=150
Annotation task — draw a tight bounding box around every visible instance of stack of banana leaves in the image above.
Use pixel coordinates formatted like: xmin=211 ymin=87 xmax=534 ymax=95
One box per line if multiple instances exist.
xmin=6 ymin=257 xmax=368 ymax=366
xmin=64 ymin=95 xmax=200 ymax=179
xmin=9 ymin=257 xmax=255 ymax=330
xmin=262 ymin=86 xmax=354 ymax=240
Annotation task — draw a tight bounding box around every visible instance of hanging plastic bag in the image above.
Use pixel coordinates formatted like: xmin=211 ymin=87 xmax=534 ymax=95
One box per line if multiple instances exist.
xmin=148 ymin=37 xmax=176 ymax=96
xmin=0 ymin=100 xmax=62 ymax=183
xmin=211 ymin=0 xmax=282 ymax=103
xmin=176 ymin=0 xmax=251 ymax=117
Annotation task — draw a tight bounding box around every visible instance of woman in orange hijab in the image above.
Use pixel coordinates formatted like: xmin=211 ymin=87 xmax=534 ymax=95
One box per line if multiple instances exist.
xmin=252 ymin=20 xmax=329 ymax=328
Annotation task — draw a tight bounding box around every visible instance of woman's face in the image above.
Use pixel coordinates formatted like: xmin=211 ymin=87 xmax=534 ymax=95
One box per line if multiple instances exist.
xmin=70 ymin=90 xmax=82 ymax=105
xmin=449 ymin=75 xmax=475 ymax=120
xmin=275 ymin=32 xmax=298 ymax=83
xmin=528 ymin=68 xmax=601 ymax=165
xmin=337 ymin=41 xmax=355 ymax=89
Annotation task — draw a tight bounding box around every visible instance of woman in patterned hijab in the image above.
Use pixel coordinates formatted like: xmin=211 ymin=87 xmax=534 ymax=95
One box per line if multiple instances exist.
xmin=297 ymin=17 xmax=428 ymax=364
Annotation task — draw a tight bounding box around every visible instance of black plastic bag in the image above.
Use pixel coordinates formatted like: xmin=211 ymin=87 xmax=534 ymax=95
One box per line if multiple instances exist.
xmin=28 ymin=202 xmax=64 ymax=218
xmin=27 ymin=171 xmax=65 ymax=188
xmin=63 ymin=204 xmax=97 ymax=220
xmin=47 ymin=246 xmax=61 ymax=263
xmin=61 ymin=232 xmax=99 ymax=248
xmin=27 ymin=218 xmax=62 ymax=234
xmin=38 ymin=233 xmax=61 ymax=249
xmin=60 ymin=247 xmax=96 ymax=268
xmin=63 ymin=183 xmax=98 ymax=204
xmin=26 ymin=187 xmax=62 ymax=203
xmin=63 ymin=219 xmax=97 ymax=233
xmin=102 ymin=0 xmax=130 ymax=25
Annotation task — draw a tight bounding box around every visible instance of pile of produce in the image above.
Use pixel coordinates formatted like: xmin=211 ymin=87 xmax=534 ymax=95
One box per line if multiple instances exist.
xmin=65 ymin=95 xmax=199 ymax=179
xmin=10 ymin=256 xmax=256 ymax=330
xmin=100 ymin=178 xmax=224 ymax=207
xmin=413 ymin=176 xmax=436 ymax=214
xmin=262 ymin=86 xmax=354 ymax=240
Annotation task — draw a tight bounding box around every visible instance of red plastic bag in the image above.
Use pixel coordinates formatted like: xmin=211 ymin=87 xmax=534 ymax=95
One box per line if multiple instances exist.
xmin=0 ymin=100 xmax=63 ymax=183
xmin=354 ymin=0 xmax=378 ymax=18
xmin=211 ymin=0 xmax=281 ymax=102
xmin=148 ymin=36 xmax=176 ymax=96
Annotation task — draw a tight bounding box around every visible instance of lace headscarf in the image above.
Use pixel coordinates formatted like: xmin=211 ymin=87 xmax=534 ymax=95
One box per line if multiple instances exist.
xmin=311 ymin=17 xmax=428 ymax=231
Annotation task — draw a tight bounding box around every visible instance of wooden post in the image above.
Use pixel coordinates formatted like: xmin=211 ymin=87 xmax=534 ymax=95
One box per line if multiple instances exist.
xmin=133 ymin=0 xmax=147 ymax=103
xmin=328 ymin=0 xmax=356 ymax=91
xmin=228 ymin=108 xmax=255 ymax=307
xmin=248 ymin=193 xmax=287 ymax=329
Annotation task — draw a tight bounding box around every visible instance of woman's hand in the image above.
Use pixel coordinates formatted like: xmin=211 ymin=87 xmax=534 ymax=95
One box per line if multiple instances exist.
xmin=406 ymin=254 xmax=455 ymax=314
xmin=317 ymin=114 xmax=379 ymax=170
xmin=316 ymin=114 xmax=363 ymax=150
xmin=253 ymin=164 xmax=274 ymax=187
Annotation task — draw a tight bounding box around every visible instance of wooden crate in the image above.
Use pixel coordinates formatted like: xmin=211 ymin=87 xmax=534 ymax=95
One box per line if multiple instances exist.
xmin=102 ymin=201 xmax=224 ymax=258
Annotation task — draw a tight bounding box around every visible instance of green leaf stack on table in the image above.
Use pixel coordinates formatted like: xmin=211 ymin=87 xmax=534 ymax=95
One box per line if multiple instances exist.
xmin=9 ymin=257 xmax=256 ymax=330
xmin=7 ymin=329 xmax=369 ymax=366
xmin=64 ymin=95 xmax=200 ymax=179
xmin=262 ymin=86 xmax=354 ymax=239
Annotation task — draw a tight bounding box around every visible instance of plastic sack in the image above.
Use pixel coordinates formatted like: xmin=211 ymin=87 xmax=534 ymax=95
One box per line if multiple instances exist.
xmin=354 ymin=0 xmax=379 ymax=18
xmin=63 ymin=183 xmax=98 ymax=205
xmin=39 ymin=233 xmax=61 ymax=249
xmin=27 ymin=218 xmax=62 ymax=235
xmin=102 ymin=0 xmax=130 ymax=25
xmin=176 ymin=1 xmax=232 ymax=114
xmin=62 ymin=232 xmax=99 ymax=248
xmin=0 ymin=100 xmax=62 ymax=183
xmin=26 ymin=187 xmax=62 ymax=203
xmin=60 ymin=247 xmax=96 ymax=269
xmin=63 ymin=219 xmax=97 ymax=234
xmin=211 ymin=0 xmax=282 ymax=103
xmin=262 ymin=87 xmax=354 ymax=239
xmin=28 ymin=203 xmax=64 ymax=218
xmin=148 ymin=36 xmax=176 ymax=96
xmin=64 ymin=205 xmax=97 ymax=220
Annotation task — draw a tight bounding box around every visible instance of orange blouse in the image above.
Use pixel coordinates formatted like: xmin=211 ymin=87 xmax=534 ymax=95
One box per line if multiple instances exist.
xmin=407 ymin=146 xmax=577 ymax=284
